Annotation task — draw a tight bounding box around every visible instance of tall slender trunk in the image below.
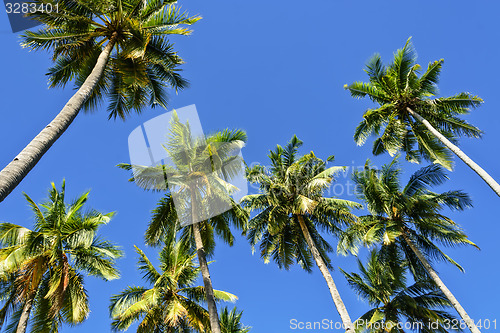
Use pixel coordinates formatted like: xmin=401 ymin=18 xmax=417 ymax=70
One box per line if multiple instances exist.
xmin=401 ymin=230 xmax=480 ymax=333
xmin=190 ymin=189 xmax=221 ymax=333
xmin=0 ymin=33 xmax=118 ymax=203
xmin=407 ymin=107 xmax=500 ymax=197
xmin=297 ymin=215 xmax=354 ymax=333
xmin=192 ymin=224 xmax=222 ymax=333
xmin=16 ymin=290 xmax=36 ymax=333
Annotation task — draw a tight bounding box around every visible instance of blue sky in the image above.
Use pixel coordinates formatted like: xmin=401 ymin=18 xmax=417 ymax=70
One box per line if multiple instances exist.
xmin=1 ymin=0 xmax=499 ymax=332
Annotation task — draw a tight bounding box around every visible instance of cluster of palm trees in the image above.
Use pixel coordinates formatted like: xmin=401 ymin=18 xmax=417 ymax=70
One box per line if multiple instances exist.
xmin=0 ymin=0 xmax=497 ymax=332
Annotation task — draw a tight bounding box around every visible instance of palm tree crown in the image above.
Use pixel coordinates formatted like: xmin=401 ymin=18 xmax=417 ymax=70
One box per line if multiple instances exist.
xmin=120 ymin=111 xmax=248 ymax=255
xmin=345 ymin=38 xmax=482 ymax=170
xmin=23 ymin=0 xmax=200 ymax=119
xmin=342 ymin=250 xmax=455 ymax=333
xmin=0 ymin=181 xmax=122 ymax=332
xmin=339 ymin=160 xmax=477 ymax=275
xmin=242 ymin=135 xmax=360 ymax=332
xmin=339 ymin=159 xmax=481 ymax=333
xmin=109 ymin=238 xmax=236 ymax=332
xmin=243 ymin=135 xmax=359 ymax=271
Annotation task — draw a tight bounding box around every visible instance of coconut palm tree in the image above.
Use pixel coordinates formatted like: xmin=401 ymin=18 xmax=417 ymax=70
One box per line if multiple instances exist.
xmin=242 ymin=135 xmax=361 ymax=333
xmin=0 ymin=0 xmax=200 ymax=203
xmin=345 ymin=38 xmax=500 ymax=197
xmin=219 ymin=307 xmax=251 ymax=333
xmin=0 ymin=181 xmax=122 ymax=333
xmin=119 ymin=112 xmax=247 ymax=333
xmin=339 ymin=159 xmax=480 ymax=332
xmin=109 ymin=237 xmax=236 ymax=332
xmin=342 ymin=249 xmax=455 ymax=333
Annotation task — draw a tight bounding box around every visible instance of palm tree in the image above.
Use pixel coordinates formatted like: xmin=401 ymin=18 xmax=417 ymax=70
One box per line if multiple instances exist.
xmin=0 ymin=181 xmax=122 ymax=333
xmin=339 ymin=160 xmax=480 ymax=332
xmin=0 ymin=0 xmax=200 ymax=203
xmin=342 ymin=249 xmax=456 ymax=333
xmin=0 ymin=273 xmax=22 ymax=333
xmin=119 ymin=112 xmax=247 ymax=333
xmin=345 ymin=38 xmax=500 ymax=197
xmin=242 ymin=135 xmax=361 ymax=333
xmin=219 ymin=307 xmax=251 ymax=333
xmin=109 ymin=237 xmax=236 ymax=332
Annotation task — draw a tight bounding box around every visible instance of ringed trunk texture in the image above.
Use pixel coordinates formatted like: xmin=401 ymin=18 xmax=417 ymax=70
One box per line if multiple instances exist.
xmin=16 ymin=290 xmax=36 ymax=333
xmin=407 ymin=107 xmax=500 ymax=198
xmin=297 ymin=215 xmax=354 ymax=333
xmin=401 ymin=230 xmax=481 ymax=333
xmin=190 ymin=189 xmax=221 ymax=333
xmin=0 ymin=33 xmax=118 ymax=203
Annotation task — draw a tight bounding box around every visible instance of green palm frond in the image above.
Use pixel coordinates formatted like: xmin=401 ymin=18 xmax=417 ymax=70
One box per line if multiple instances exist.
xmin=219 ymin=307 xmax=251 ymax=333
xmin=135 ymin=246 xmax=161 ymax=285
xmin=403 ymin=164 xmax=448 ymax=196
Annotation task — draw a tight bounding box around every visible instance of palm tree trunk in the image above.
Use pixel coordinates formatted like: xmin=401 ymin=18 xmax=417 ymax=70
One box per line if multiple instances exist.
xmin=407 ymin=107 xmax=500 ymax=197
xmin=190 ymin=189 xmax=221 ymax=333
xmin=0 ymin=33 xmax=118 ymax=203
xmin=16 ymin=290 xmax=36 ymax=333
xmin=401 ymin=230 xmax=481 ymax=333
xmin=192 ymin=223 xmax=222 ymax=333
xmin=297 ymin=215 xmax=354 ymax=333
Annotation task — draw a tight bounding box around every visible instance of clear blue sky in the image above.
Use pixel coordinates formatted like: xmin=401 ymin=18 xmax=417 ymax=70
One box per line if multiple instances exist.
xmin=1 ymin=0 xmax=499 ymax=332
